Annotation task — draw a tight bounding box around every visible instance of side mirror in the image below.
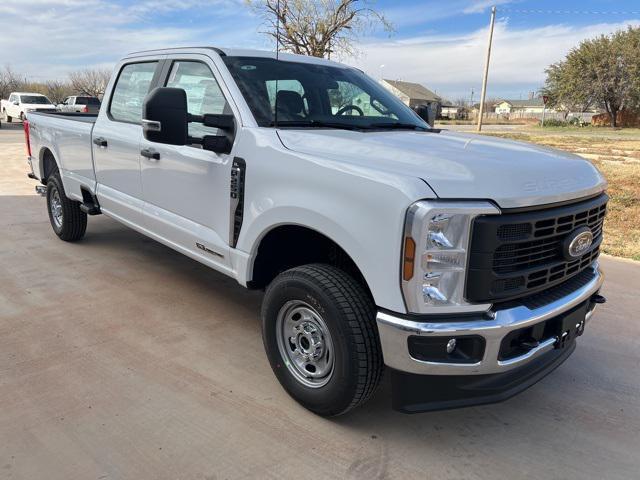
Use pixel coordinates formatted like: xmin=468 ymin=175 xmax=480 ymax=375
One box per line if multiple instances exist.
xmin=13 ymin=101 xmax=19 ymax=105
xmin=142 ymin=87 xmax=236 ymax=154
xmin=142 ymin=87 xmax=188 ymax=145
xmin=414 ymin=104 xmax=435 ymax=127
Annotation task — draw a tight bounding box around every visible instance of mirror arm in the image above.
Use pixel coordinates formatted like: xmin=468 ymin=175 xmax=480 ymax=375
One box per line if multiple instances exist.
xmin=188 ymin=113 xmax=205 ymax=123
xmin=188 ymin=113 xmax=235 ymax=131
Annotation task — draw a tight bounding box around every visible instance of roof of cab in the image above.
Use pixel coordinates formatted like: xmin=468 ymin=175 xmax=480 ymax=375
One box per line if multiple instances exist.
xmin=126 ymin=46 xmax=348 ymax=68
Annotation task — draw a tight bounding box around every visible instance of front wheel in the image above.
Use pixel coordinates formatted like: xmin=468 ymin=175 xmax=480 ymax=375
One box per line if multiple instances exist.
xmin=46 ymin=172 xmax=87 ymax=241
xmin=3 ymin=110 xmax=11 ymax=122
xmin=262 ymin=264 xmax=383 ymax=416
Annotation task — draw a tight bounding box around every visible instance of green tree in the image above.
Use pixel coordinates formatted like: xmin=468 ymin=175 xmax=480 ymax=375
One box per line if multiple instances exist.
xmin=542 ymin=61 xmax=593 ymax=120
xmin=543 ymin=27 xmax=640 ymax=127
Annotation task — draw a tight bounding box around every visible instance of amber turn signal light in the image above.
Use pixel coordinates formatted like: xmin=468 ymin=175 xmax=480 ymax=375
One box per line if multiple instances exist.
xmin=403 ymin=237 xmax=416 ymax=281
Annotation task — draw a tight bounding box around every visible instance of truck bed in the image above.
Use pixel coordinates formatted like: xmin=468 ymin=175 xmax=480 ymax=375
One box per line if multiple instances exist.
xmin=28 ymin=110 xmax=98 ymax=123
xmin=27 ymin=110 xmax=97 ymax=201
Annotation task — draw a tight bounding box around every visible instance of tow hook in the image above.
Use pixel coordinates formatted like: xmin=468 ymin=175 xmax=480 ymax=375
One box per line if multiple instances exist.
xmin=591 ymin=294 xmax=607 ymax=304
xmin=35 ymin=185 xmax=47 ymax=196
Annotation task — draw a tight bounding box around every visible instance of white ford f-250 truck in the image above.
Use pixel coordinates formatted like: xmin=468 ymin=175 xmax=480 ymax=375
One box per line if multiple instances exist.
xmin=3 ymin=92 xmax=57 ymax=122
xmin=24 ymin=47 xmax=608 ymax=415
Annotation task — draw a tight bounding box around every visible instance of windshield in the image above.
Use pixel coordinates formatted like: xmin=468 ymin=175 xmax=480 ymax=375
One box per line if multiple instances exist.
xmin=222 ymin=56 xmax=428 ymax=131
xmin=20 ymin=95 xmax=52 ymax=105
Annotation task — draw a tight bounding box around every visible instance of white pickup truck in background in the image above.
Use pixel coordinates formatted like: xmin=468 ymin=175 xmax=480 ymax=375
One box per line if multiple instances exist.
xmin=57 ymin=96 xmax=101 ymax=114
xmin=2 ymin=92 xmax=56 ymax=122
xmin=23 ymin=47 xmax=608 ymax=415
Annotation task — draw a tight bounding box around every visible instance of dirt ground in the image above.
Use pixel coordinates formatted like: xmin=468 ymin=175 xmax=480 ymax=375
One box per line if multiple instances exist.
xmin=1 ymin=122 xmax=640 ymax=479
xmin=470 ymin=126 xmax=640 ymax=261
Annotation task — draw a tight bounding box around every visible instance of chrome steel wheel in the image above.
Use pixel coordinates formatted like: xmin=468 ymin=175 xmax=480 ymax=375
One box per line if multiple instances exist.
xmin=276 ymin=300 xmax=335 ymax=388
xmin=50 ymin=186 xmax=63 ymax=229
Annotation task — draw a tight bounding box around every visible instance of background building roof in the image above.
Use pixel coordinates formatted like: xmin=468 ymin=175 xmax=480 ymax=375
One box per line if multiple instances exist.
xmin=383 ymin=79 xmax=441 ymax=102
xmin=496 ymin=98 xmax=546 ymax=107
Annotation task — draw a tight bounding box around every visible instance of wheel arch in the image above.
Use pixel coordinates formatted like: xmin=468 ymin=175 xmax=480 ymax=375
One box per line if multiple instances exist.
xmin=247 ymin=222 xmax=374 ymax=303
xmin=39 ymin=147 xmax=59 ymax=183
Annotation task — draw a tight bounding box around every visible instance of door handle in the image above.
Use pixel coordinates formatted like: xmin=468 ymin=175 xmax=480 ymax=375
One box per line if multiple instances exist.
xmin=93 ymin=137 xmax=108 ymax=147
xmin=140 ymin=148 xmax=160 ymax=160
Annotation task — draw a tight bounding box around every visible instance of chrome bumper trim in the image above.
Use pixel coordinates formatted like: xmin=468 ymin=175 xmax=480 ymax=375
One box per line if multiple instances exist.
xmin=377 ymin=264 xmax=603 ymax=375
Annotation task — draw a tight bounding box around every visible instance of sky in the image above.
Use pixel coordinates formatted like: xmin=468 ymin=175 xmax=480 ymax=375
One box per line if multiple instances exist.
xmin=1 ymin=0 xmax=639 ymax=101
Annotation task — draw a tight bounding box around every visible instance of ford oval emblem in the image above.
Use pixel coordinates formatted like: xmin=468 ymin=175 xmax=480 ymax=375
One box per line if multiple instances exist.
xmin=563 ymin=227 xmax=594 ymax=260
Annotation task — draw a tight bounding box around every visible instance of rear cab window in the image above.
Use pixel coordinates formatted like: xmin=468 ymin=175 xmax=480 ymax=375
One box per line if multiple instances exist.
xmin=76 ymin=97 xmax=101 ymax=105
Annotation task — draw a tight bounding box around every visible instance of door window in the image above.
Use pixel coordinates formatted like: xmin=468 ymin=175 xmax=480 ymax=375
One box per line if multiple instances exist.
xmin=165 ymin=60 xmax=230 ymax=138
xmin=109 ymin=62 xmax=158 ymax=123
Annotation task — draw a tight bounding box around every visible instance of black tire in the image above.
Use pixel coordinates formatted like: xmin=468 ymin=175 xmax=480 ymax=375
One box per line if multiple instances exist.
xmin=262 ymin=264 xmax=383 ymax=416
xmin=3 ymin=110 xmax=11 ymax=123
xmin=46 ymin=171 xmax=87 ymax=241
xmin=19 ymin=112 xmax=25 ymax=122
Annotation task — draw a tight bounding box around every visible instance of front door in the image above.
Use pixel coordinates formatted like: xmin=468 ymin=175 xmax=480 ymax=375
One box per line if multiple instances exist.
xmin=139 ymin=58 xmax=235 ymax=272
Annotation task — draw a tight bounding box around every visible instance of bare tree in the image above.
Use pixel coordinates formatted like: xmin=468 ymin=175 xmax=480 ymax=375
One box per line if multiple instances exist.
xmin=68 ymin=68 xmax=111 ymax=98
xmin=247 ymin=0 xmax=392 ymax=58
xmin=45 ymin=80 xmax=75 ymax=104
xmin=0 ymin=65 xmax=25 ymax=100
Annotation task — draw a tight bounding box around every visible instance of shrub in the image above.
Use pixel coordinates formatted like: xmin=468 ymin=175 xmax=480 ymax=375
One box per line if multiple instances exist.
xmin=540 ymin=119 xmax=568 ymax=127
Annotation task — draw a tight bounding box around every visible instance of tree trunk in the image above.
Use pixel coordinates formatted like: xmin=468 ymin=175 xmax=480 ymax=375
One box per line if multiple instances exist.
xmin=610 ymin=107 xmax=618 ymax=127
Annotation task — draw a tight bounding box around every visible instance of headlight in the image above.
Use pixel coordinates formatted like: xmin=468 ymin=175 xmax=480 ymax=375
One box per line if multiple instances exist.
xmin=401 ymin=201 xmax=499 ymax=314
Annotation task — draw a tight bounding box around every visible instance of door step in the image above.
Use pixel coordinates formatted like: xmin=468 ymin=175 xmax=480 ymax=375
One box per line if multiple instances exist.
xmin=79 ymin=202 xmax=101 ymax=215
xmin=80 ymin=189 xmax=102 ymax=215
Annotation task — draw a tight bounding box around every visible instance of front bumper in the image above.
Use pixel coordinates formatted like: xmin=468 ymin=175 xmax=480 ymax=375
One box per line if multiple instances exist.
xmin=378 ymin=263 xmax=602 ymax=376
xmin=377 ymin=263 xmax=604 ymax=411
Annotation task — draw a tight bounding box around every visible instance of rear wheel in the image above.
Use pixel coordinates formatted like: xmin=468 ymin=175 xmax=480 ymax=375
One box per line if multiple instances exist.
xmin=19 ymin=112 xmax=25 ymax=122
xmin=46 ymin=171 xmax=87 ymax=241
xmin=262 ymin=264 xmax=383 ymax=416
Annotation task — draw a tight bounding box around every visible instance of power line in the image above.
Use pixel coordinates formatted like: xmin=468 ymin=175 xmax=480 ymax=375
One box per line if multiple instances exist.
xmin=499 ymin=9 xmax=640 ymax=15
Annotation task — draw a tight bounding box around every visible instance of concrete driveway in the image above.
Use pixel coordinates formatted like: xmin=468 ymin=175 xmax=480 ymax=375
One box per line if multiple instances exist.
xmin=1 ymin=124 xmax=639 ymax=479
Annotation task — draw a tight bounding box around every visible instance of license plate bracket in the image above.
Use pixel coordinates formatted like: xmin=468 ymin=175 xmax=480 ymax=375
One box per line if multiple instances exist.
xmin=555 ymin=302 xmax=588 ymax=349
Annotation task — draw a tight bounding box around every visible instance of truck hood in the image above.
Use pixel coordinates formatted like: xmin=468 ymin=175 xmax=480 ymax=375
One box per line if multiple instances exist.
xmin=277 ymin=129 xmax=606 ymax=208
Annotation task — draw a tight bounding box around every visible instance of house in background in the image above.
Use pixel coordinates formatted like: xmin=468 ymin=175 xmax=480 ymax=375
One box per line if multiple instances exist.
xmin=440 ymin=103 xmax=468 ymax=120
xmin=494 ymin=98 xmax=551 ymax=115
xmin=380 ymin=79 xmax=442 ymax=115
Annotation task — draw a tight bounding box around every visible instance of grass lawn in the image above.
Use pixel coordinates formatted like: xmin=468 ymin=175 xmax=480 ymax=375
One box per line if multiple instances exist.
xmin=480 ymin=127 xmax=640 ymax=261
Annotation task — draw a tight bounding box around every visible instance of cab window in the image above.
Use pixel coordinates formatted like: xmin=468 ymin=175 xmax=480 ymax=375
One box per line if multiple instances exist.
xmin=109 ymin=62 xmax=158 ymax=123
xmin=165 ymin=60 xmax=230 ymax=138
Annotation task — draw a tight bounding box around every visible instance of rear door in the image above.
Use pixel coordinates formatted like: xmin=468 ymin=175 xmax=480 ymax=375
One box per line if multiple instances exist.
xmin=93 ymin=58 xmax=164 ymax=226
xmin=139 ymin=55 xmax=237 ymax=271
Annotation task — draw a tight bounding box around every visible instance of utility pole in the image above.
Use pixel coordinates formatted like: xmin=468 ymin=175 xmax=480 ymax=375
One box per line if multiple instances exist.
xmin=477 ymin=6 xmax=496 ymax=132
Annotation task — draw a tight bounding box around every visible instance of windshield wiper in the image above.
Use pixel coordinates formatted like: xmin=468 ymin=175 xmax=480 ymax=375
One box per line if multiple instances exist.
xmin=363 ymin=122 xmax=430 ymax=131
xmin=270 ymin=120 xmax=361 ymax=131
